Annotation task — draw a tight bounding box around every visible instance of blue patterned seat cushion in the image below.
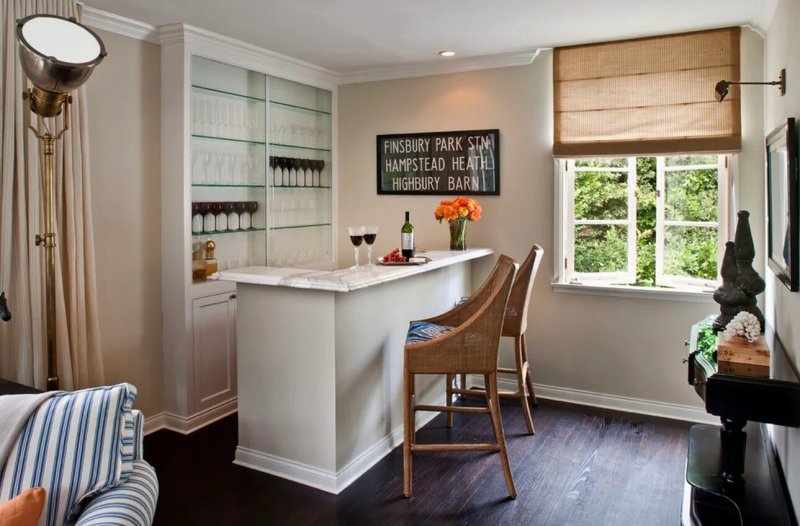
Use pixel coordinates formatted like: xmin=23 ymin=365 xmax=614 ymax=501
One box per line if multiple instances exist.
xmin=406 ymin=321 xmax=454 ymax=345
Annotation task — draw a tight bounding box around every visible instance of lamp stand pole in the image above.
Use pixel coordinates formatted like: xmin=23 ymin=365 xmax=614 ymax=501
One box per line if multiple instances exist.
xmin=23 ymin=89 xmax=70 ymax=391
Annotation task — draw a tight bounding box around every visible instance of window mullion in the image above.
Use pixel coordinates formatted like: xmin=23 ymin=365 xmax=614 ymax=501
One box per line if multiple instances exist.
xmin=564 ymin=160 xmax=576 ymax=280
xmin=627 ymin=157 xmax=637 ymax=283
xmin=655 ymin=157 xmax=666 ymax=286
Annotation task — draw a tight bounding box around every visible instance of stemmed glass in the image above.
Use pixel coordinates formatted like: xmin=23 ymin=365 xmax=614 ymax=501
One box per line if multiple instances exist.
xmin=363 ymin=226 xmax=378 ymax=265
xmin=348 ymin=226 xmax=364 ymax=269
xmin=300 ymin=159 xmax=311 ymax=187
xmin=191 ymin=202 xmax=203 ymax=233
xmin=276 ymin=157 xmax=288 ymax=186
xmin=268 ymin=157 xmax=276 ymax=186
xmin=237 ymin=202 xmax=250 ymax=229
xmin=247 ymin=201 xmax=259 ymax=229
xmin=316 ymin=160 xmax=326 ymax=186
xmin=291 ymin=158 xmax=302 ymax=187
xmin=224 ymin=202 xmax=238 ymax=231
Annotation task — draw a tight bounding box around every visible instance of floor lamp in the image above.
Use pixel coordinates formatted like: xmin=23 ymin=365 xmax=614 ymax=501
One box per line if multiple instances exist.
xmin=16 ymin=14 xmax=106 ymax=390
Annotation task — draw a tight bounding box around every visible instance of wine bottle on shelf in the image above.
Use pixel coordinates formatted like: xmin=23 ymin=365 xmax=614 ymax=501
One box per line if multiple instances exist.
xmin=401 ymin=211 xmax=415 ymax=260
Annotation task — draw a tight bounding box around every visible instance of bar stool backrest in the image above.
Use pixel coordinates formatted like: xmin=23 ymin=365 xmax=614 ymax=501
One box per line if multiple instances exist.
xmin=502 ymin=244 xmax=544 ymax=337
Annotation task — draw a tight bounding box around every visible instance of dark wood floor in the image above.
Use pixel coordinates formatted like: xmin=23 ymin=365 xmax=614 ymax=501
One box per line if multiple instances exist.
xmin=144 ymin=399 xmax=690 ymax=525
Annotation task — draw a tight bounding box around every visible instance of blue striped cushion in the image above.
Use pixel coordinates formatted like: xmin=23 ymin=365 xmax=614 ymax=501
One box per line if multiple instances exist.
xmin=0 ymin=383 xmax=138 ymax=526
xmin=405 ymin=321 xmax=454 ymax=345
xmin=131 ymin=411 xmax=144 ymax=462
xmin=74 ymin=460 xmax=158 ymax=526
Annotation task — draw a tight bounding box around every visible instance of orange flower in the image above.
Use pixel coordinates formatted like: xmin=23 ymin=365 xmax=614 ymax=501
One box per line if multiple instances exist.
xmin=434 ymin=196 xmax=482 ymax=223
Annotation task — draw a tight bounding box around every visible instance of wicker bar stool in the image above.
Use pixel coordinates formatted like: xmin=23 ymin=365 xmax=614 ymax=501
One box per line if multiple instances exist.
xmin=403 ymin=255 xmax=517 ymax=498
xmin=450 ymin=243 xmax=544 ymax=434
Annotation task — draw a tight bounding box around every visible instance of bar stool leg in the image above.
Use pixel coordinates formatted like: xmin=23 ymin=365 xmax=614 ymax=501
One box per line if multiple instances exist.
xmin=459 ymin=373 xmax=467 ymax=398
xmin=514 ymin=336 xmax=535 ymax=434
xmin=521 ymin=333 xmax=537 ymax=406
xmin=486 ymin=372 xmax=517 ymax=498
xmin=403 ymin=370 xmax=414 ymax=497
xmin=445 ymin=374 xmax=454 ymax=427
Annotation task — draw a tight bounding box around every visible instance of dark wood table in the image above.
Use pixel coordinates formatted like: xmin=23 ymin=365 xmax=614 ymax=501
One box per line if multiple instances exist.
xmin=0 ymin=377 xmax=41 ymax=395
xmin=686 ymin=322 xmax=800 ymax=525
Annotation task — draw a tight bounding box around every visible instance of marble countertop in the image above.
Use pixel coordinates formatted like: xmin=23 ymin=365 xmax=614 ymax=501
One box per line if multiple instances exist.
xmin=215 ymin=248 xmax=493 ymax=292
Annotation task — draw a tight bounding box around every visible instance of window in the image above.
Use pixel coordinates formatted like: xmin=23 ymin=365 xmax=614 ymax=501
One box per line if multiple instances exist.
xmin=560 ymin=155 xmax=730 ymax=290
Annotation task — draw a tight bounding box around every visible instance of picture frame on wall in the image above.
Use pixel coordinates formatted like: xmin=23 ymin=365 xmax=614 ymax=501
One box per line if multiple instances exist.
xmin=766 ymin=117 xmax=799 ymax=291
xmin=376 ymin=129 xmax=500 ymax=195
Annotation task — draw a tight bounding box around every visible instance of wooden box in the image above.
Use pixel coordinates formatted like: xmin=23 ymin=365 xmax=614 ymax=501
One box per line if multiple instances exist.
xmin=717 ymin=334 xmax=770 ymax=372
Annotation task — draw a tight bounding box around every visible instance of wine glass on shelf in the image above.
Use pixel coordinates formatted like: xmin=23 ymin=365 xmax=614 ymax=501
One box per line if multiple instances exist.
xmin=247 ymin=201 xmax=259 ymax=229
xmin=211 ymin=202 xmax=227 ymax=231
xmin=268 ymin=157 xmax=276 ymax=186
xmin=317 ymin=160 xmax=326 ymax=187
xmin=363 ymin=226 xmax=378 ymax=265
xmin=236 ymin=202 xmax=250 ymax=229
xmin=224 ymin=202 xmax=238 ymax=231
xmin=291 ymin=158 xmax=302 ymax=187
xmin=348 ymin=226 xmax=365 ymax=269
xmin=298 ymin=158 xmax=309 ymax=187
xmin=200 ymin=202 xmax=215 ymax=233
xmin=191 ymin=202 xmax=203 ymax=233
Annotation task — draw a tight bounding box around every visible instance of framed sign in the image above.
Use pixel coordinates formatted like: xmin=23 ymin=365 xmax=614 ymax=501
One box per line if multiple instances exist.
xmin=766 ymin=117 xmax=798 ymax=291
xmin=377 ymin=129 xmax=499 ymax=195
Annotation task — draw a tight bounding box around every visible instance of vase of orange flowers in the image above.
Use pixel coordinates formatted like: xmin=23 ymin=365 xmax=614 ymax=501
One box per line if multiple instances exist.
xmin=434 ymin=196 xmax=482 ymax=250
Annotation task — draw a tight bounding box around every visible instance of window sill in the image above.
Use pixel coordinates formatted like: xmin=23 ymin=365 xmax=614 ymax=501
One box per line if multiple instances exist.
xmin=551 ymin=281 xmax=715 ymax=303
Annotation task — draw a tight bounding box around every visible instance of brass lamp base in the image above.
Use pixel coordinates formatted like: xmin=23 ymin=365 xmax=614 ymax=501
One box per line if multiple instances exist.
xmin=27 ymin=86 xmax=68 ymax=118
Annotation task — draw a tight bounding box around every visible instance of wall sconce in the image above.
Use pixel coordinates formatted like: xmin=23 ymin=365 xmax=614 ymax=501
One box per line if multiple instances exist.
xmin=16 ymin=14 xmax=106 ymax=390
xmin=715 ymin=69 xmax=786 ymax=102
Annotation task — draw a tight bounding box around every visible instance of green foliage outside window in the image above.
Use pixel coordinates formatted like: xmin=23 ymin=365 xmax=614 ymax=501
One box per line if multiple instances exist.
xmin=572 ymin=156 xmax=719 ymax=285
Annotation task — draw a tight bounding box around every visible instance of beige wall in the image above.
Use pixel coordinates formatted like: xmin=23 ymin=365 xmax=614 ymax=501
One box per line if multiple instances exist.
xmin=86 ymin=30 xmax=163 ymax=417
xmin=764 ymin=0 xmax=800 ymax=511
xmin=338 ymin=32 xmax=764 ymax=412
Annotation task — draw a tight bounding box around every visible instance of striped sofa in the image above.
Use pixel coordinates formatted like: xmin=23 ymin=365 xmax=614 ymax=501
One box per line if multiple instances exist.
xmin=0 ymin=383 xmax=158 ymax=525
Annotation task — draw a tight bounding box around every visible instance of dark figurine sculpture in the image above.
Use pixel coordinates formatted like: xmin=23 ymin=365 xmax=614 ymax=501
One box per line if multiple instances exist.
xmin=733 ymin=211 xmax=765 ymax=332
xmin=0 ymin=291 xmax=10 ymax=322
xmin=713 ymin=242 xmax=747 ymax=332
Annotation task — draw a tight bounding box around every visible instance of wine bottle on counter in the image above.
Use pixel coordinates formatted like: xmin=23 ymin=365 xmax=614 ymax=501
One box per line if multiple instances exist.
xmin=401 ymin=211 xmax=415 ymax=260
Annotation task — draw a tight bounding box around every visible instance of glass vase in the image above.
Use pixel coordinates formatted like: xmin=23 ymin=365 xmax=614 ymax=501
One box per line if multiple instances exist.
xmin=449 ymin=220 xmax=467 ymax=250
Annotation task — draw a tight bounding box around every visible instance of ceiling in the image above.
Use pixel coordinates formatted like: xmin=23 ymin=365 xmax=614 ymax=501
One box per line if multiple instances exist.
xmin=80 ymin=0 xmax=777 ymax=75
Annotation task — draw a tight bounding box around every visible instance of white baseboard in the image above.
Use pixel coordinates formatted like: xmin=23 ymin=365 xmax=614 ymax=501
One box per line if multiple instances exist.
xmin=468 ymin=375 xmax=717 ymax=425
xmin=234 ymin=410 xmax=439 ymax=494
xmin=143 ymin=398 xmax=238 ymax=435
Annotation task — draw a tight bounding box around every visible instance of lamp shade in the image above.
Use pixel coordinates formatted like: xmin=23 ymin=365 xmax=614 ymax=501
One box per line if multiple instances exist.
xmin=16 ymin=14 xmax=106 ymax=116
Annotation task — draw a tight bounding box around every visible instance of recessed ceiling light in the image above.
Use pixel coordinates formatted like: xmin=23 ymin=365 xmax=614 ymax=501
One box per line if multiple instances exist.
xmin=439 ymin=50 xmax=455 ymax=57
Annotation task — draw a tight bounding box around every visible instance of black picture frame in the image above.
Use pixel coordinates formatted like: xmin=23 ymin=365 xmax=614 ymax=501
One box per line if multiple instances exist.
xmin=376 ymin=129 xmax=500 ymax=195
xmin=766 ymin=117 xmax=799 ymax=291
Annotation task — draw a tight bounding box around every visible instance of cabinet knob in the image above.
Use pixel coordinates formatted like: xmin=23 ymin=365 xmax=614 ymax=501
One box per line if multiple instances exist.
xmin=230 ymin=293 xmax=237 ymax=300
xmin=684 ymin=340 xmax=690 ymax=347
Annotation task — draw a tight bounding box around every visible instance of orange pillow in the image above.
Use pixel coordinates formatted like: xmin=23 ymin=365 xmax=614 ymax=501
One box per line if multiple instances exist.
xmin=0 ymin=487 xmax=46 ymax=526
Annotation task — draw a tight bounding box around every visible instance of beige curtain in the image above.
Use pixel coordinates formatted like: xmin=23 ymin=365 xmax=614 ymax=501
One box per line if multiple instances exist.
xmin=0 ymin=0 xmax=104 ymax=389
xmin=553 ymin=27 xmax=742 ymax=157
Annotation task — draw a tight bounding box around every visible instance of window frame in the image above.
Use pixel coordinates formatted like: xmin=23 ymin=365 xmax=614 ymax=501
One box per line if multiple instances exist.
xmin=557 ymin=154 xmax=732 ymax=291
xmin=563 ymin=158 xmax=637 ymax=285
xmin=654 ymin=156 xmax=730 ymax=289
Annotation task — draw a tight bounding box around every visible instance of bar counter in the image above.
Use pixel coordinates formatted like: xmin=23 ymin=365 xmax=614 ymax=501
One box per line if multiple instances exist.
xmin=217 ymin=248 xmax=492 ymax=493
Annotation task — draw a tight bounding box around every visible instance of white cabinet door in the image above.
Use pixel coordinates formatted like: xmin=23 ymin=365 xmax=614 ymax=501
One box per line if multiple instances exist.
xmin=192 ymin=291 xmax=237 ymax=411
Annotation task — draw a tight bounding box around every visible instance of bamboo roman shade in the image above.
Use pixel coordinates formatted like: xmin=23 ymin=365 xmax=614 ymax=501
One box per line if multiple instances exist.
xmin=553 ymin=27 xmax=741 ymax=157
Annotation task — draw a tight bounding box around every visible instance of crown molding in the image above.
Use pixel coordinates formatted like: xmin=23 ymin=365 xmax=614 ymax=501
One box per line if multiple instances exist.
xmin=749 ymin=0 xmax=779 ymax=37
xmin=80 ymin=5 xmax=159 ymax=44
xmin=337 ymin=49 xmax=541 ymax=85
xmin=78 ymin=7 xmax=540 ymax=84
xmin=158 ymin=23 xmax=340 ymax=87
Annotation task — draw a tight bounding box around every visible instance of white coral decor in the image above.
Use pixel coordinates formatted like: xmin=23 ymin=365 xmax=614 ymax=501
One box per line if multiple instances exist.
xmin=723 ymin=312 xmax=761 ymax=343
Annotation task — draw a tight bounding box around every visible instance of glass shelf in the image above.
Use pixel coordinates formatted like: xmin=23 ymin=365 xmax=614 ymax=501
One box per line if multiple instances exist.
xmin=192 ymin=184 xmax=266 ymax=188
xmin=192 ymin=134 xmax=266 ymax=146
xmin=270 ymin=223 xmax=331 ymax=231
xmin=269 ymin=143 xmax=331 ymax=152
xmin=192 ymin=227 xmax=266 ymax=236
xmin=270 ymin=100 xmax=331 ymax=116
xmin=192 ymin=84 xmax=266 ymax=103
xmin=270 ymin=185 xmax=331 ymax=189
